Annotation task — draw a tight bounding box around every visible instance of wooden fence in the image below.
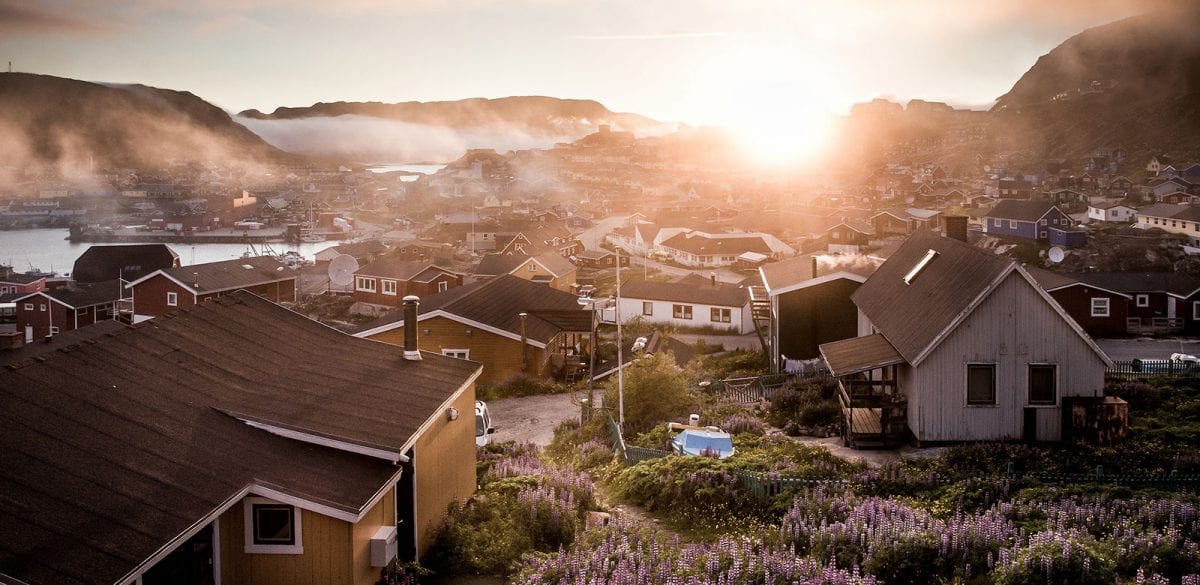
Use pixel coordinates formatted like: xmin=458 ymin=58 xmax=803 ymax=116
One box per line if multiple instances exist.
xmin=1105 ymin=359 xmax=1200 ymax=381
xmin=706 ymin=370 xmax=831 ymax=404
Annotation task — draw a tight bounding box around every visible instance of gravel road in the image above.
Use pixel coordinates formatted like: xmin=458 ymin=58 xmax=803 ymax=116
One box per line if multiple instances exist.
xmin=485 ymin=391 xmax=589 ymax=446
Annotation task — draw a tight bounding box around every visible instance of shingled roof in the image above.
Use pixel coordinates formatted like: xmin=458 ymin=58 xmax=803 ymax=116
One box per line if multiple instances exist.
xmin=619 ymin=277 xmax=748 ymax=308
xmin=851 ymin=231 xmax=1014 ymax=364
xmin=984 ymin=200 xmax=1061 ymax=222
xmin=126 ymin=255 xmax=295 ymax=294
xmin=659 ymin=232 xmax=773 ymax=256
xmin=474 ymin=253 xmax=576 ymax=278
xmin=20 ymin=279 xmax=124 ymax=308
xmin=0 ymin=291 xmax=480 ymax=585
xmin=356 ymin=257 xmax=457 ymax=281
xmin=71 ymin=244 xmax=180 ymax=284
xmin=355 ymin=274 xmax=590 ymax=345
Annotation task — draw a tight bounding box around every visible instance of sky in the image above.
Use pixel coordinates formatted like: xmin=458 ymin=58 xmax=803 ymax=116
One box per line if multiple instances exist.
xmin=0 ymin=0 xmax=1185 ymax=130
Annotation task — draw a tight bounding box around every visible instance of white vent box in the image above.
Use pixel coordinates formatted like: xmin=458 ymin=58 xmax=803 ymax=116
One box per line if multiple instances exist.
xmin=370 ymin=525 xmax=398 ymax=567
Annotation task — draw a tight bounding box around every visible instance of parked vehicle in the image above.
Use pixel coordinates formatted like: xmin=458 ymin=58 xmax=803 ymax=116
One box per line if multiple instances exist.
xmin=475 ymin=400 xmax=496 ymax=447
xmin=1131 ymin=353 xmax=1200 ymax=374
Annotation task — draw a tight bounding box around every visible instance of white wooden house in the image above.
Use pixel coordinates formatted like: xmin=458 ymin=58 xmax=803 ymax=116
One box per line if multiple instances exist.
xmin=819 ymin=231 xmax=1111 ymax=447
xmin=618 ymin=275 xmax=752 ymax=334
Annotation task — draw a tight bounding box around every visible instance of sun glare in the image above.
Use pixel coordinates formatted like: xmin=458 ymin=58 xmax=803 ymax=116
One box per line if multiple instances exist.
xmin=730 ymin=99 xmax=836 ymax=166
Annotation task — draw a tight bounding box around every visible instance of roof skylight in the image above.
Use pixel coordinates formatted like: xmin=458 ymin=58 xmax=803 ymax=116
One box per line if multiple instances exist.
xmin=903 ymin=249 xmax=938 ymax=285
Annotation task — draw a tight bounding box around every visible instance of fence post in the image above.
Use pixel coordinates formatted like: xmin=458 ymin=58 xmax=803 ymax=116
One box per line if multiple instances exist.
xmin=1095 ymin=465 xmax=1103 ymax=480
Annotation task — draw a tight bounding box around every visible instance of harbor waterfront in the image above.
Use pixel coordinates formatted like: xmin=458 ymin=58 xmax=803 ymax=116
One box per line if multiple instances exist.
xmin=0 ymin=228 xmax=339 ymax=273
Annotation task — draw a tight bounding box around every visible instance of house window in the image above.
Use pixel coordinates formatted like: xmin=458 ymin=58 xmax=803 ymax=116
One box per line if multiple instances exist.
xmin=710 ymin=307 xmax=731 ymax=323
xmin=1193 ymin=301 xmax=1200 ymax=320
xmin=1040 ymin=231 xmax=1047 ymax=238
xmin=24 ymin=303 xmax=33 ymax=310
xmin=1090 ymin=298 xmax=1110 ymax=317
xmin=49 ymin=326 xmax=60 ymax=335
xmin=991 ymin=219 xmax=1000 ymax=227
xmin=967 ymin=364 xmax=996 ymax=405
xmin=382 ymin=280 xmax=397 ymax=295
xmin=244 ymin=497 xmax=303 ymax=554
xmin=642 ymin=302 xmax=653 ymax=316
xmin=1028 ymin=364 xmax=1056 ymax=405
xmin=528 ymin=263 xmax=537 ymax=272
xmin=167 ymin=292 xmax=178 ymax=307
xmin=1040 ymin=219 xmax=1047 ymax=226
xmin=1136 ymin=294 xmax=1149 ymax=307
xmin=356 ymin=276 xmax=376 ymax=292
xmin=1008 ymin=220 xmax=1017 ymax=229
xmin=438 ymin=281 xmax=449 ymax=293
xmin=39 ymin=304 xmax=46 ymax=312
xmin=831 ymin=231 xmax=840 ymax=240
xmin=442 ymin=349 xmax=470 ymax=359
xmin=672 ymin=304 xmax=693 ymax=320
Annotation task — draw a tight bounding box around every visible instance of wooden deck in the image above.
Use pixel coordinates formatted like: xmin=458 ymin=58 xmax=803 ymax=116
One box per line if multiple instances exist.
xmin=847 ymin=407 xmax=882 ymax=434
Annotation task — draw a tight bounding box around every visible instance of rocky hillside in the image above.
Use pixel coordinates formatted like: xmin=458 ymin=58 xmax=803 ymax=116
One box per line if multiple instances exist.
xmin=834 ymin=9 xmax=1200 ymax=171
xmin=0 ymin=73 xmax=294 ymax=170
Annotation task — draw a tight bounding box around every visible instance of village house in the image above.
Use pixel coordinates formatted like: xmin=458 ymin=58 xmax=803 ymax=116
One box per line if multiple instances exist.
xmin=1086 ymin=202 xmax=1138 ymax=224
xmin=576 ymin=249 xmax=629 ymax=269
xmin=618 ymin=274 xmax=753 ymax=334
xmin=0 ymin=291 xmax=482 ymax=585
xmin=819 ymin=231 xmax=1111 ymax=448
xmin=0 ymin=265 xmax=47 ymax=295
xmin=657 ymin=231 xmax=794 ymax=268
xmin=125 ymin=256 xmax=298 ymax=322
xmin=1030 ymin=268 xmax=1200 ymax=337
xmin=314 ymin=239 xmax=389 ymax=265
xmin=822 ymin=219 xmax=875 ymax=253
xmin=12 ymin=280 xmax=122 ymax=343
xmin=1135 ymin=203 xmax=1200 ymax=247
xmin=983 ymin=200 xmax=1085 ymax=246
xmin=473 ymin=252 xmax=578 ymax=292
xmin=870 ymin=208 xmax=940 ymax=237
xmin=1025 ymin=267 xmax=1134 ymax=338
xmin=353 ymin=259 xmax=462 ymax=310
xmin=354 ymin=275 xmax=592 ymax=386
xmin=70 ymin=244 xmax=181 ymax=284
xmin=757 ymin=254 xmax=881 ymax=372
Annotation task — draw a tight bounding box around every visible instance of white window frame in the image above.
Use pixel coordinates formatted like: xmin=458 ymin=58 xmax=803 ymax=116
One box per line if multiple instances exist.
xmin=527 ymin=263 xmax=537 ymax=272
xmin=381 ymin=279 xmax=397 ymax=296
xmin=1008 ymin=220 xmax=1017 ymax=229
xmin=966 ymin=363 xmax=997 ymax=406
xmin=438 ymin=281 xmax=449 ymax=293
xmin=672 ymin=304 xmax=693 ymax=320
xmin=356 ymin=276 xmax=376 ymax=293
xmin=24 ymin=303 xmax=33 ymax=311
xmin=39 ymin=303 xmax=46 ymax=312
xmin=1194 ymin=301 xmax=1200 ymax=320
xmin=243 ymin=497 xmax=303 ymax=555
xmin=1090 ymin=297 xmax=1110 ymax=317
xmin=1135 ymin=294 xmax=1149 ymax=307
xmin=167 ymin=292 xmax=178 ymax=307
xmin=710 ymin=307 xmax=732 ymax=323
xmin=441 ymin=349 xmax=470 ymax=359
xmin=49 ymin=326 xmax=60 ymax=335
xmin=992 ymin=218 xmax=1000 ymax=227
xmin=642 ymin=302 xmax=653 ymax=316
xmin=1040 ymin=231 xmax=1047 ymax=238
xmin=1039 ymin=219 xmax=1047 ymax=226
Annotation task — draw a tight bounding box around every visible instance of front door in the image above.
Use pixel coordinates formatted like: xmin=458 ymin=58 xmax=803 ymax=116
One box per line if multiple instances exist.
xmin=24 ymin=324 xmax=32 ymax=343
xmin=1022 ymin=407 xmax=1037 ymax=443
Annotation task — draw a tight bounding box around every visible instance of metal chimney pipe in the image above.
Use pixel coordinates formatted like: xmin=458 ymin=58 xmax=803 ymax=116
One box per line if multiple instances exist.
xmin=402 ymin=295 xmax=422 ymax=361
xmin=811 ymin=256 xmax=818 ymax=279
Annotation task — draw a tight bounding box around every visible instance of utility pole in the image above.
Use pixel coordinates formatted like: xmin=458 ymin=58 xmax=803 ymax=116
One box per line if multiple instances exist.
xmin=616 ymin=248 xmax=624 ymax=427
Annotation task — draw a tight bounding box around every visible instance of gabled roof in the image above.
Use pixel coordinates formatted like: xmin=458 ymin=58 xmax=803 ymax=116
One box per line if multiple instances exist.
xmin=658 ymin=232 xmax=772 ymax=256
xmin=825 ymin=218 xmax=875 ymax=236
xmin=125 ymin=255 xmax=295 ymax=293
xmin=71 ymin=244 xmax=180 ymax=284
xmin=759 ymin=254 xmax=877 ymax=295
xmin=620 ymin=277 xmax=748 ymax=308
xmin=1024 ymin=266 xmax=1132 ymax=298
xmin=354 ymin=274 xmax=589 ymax=343
xmin=0 ymin=271 xmax=45 ymax=285
xmin=852 ymin=232 xmax=1016 ymax=365
xmin=474 ymin=253 xmax=575 ymax=278
xmin=984 ymin=200 xmax=1060 ymax=222
xmin=1137 ymin=203 xmax=1187 ymax=219
xmin=356 ymin=258 xmax=457 ymax=280
xmin=853 ymin=232 xmax=1108 ymax=366
xmin=330 ymin=239 xmax=388 ymax=258
xmin=577 ymin=249 xmax=614 ymax=261
xmin=32 ymin=279 xmax=124 ymax=308
xmin=0 ymin=292 xmax=480 ymax=585
xmin=1070 ymin=271 xmax=1200 ymax=298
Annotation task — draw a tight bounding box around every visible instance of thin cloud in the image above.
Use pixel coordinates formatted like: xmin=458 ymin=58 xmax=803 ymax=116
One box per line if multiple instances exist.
xmin=570 ymin=31 xmax=729 ymax=41
xmin=0 ymin=0 xmax=117 ymax=35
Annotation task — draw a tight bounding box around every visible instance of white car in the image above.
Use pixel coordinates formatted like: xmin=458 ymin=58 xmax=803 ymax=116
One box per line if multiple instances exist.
xmin=475 ymin=400 xmax=496 ymax=447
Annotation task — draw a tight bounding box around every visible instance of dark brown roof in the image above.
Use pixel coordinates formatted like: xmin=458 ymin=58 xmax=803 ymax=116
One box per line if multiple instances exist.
xmin=71 ymin=244 xmax=180 ymax=284
xmin=134 ymin=255 xmax=295 ymax=293
xmin=474 ymin=253 xmax=575 ymax=278
xmin=1071 ymin=271 xmax=1200 ymax=297
xmin=0 ymin=291 xmax=479 ymax=585
xmin=357 ymin=258 xmax=453 ymax=280
xmin=984 ymin=200 xmax=1059 ymax=222
xmin=356 ymin=274 xmax=589 ymax=343
xmin=36 ymin=279 xmax=123 ymax=308
xmin=759 ymin=254 xmax=879 ymax=293
xmin=820 ymin=333 xmax=904 ymax=376
xmin=659 ymin=232 xmax=772 ymax=256
xmin=851 ymin=231 xmax=1014 ymax=364
xmin=0 ymin=319 xmax=128 ymax=368
xmin=619 ymin=278 xmax=748 ymax=307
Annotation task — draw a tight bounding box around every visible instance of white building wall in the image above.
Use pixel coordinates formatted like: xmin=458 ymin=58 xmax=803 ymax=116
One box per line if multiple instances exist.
xmin=618 ymin=297 xmax=752 ymax=334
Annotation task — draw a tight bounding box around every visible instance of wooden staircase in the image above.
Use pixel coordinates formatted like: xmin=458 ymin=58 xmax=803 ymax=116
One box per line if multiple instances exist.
xmin=748 ymin=285 xmax=771 ymax=354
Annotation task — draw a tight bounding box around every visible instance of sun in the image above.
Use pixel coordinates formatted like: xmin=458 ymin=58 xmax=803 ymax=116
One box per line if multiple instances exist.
xmin=729 ymin=97 xmax=836 ymax=166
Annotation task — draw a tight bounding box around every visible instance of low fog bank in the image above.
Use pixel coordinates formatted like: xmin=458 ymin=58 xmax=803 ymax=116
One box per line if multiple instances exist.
xmin=235 ymin=114 xmax=591 ymax=162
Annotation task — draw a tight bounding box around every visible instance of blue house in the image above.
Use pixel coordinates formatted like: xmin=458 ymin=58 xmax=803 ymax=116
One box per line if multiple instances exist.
xmin=983 ymin=200 xmax=1080 ymax=244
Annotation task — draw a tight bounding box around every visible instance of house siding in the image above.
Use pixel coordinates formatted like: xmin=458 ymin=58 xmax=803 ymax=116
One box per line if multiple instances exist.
xmin=511 ymin=260 xmax=576 ymax=293
xmin=354 ymin=274 xmax=463 ymax=307
xmin=366 ymin=316 xmax=545 ymax=386
xmin=905 ymin=273 xmax=1106 ymax=442
xmin=219 ymin=499 xmax=355 ymax=585
xmin=1046 ymin=286 xmax=1129 ymax=337
xmin=133 ymin=275 xmax=296 ymax=320
xmin=774 ymin=279 xmax=861 ymax=362
xmin=15 ymin=297 xmax=72 ymax=340
xmin=618 ymin=298 xmax=751 ymax=334
xmin=413 ymin=387 xmax=477 ymax=558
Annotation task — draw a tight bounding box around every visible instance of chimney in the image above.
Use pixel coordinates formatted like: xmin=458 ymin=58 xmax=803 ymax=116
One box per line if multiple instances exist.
xmin=519 ymin=312 xmax=529 ymax=372
xmin=402 ymin=295 xmax=421 ymax=361
xmin=943 ymin=215 xmax=968 ymax=243
xmin=811 ymin=256 xmax=819 ymax=279
xmin=709 ymin=272 xmax=716 ymax=286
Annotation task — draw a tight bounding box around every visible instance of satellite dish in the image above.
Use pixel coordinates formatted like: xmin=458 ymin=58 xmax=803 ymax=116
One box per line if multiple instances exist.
xmin=1048 ymin=247 xmax=1066 ymax=264
xmin=327 ymin=254 xmax=360 ymax=287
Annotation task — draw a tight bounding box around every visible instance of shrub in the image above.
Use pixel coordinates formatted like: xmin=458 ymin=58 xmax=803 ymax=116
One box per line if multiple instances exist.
xmin=477 ymin=373 xmax=564 ymax=401
xmin=603 ymin=351 xmax=699 ymax=435
xmin=993 ymin=530 xmax=1117 ymax=585
xmin=767 ymin=379 xmax=841 ymax=434
xmin=1105 ymin=380 xmax=1162 ymax=409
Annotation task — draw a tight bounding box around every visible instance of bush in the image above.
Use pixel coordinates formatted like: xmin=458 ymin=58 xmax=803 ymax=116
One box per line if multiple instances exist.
xmin=603 ymin=351 xmax=699 ymax=435
xmin=1105 ymin=380 xmax=1162 ymax=409
xmin=478 ymin=373 xmax=564 ymax=401
xmin=993 ymin=530 xmax=1116 ymax=585
xmin=767 ymin=379 xmax=841 ymax=434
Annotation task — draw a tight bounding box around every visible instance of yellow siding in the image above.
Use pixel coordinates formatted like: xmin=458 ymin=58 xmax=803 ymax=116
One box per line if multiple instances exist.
xmin=367 ymin=316 xmax=548 ymax=385
xmin=219 ymin=501 xmax=352 ymax=585
xmin=414 ymin=386 xmax=478 ymax=558
xmin=351 ymin=488 xmax=397 ymax=585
